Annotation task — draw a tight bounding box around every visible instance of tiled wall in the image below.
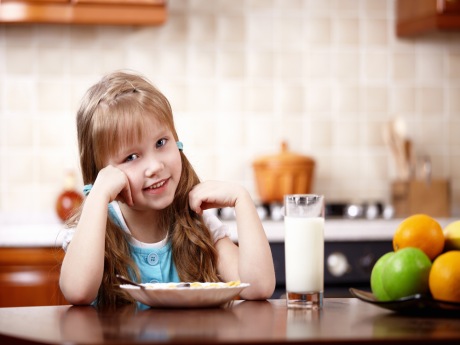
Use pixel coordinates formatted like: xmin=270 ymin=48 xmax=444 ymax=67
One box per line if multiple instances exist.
xmin=1 ymin=0 xmax=460 ymax=218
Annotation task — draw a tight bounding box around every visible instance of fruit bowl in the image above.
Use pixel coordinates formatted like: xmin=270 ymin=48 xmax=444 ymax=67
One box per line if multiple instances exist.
xmin=350 ymin=288 xmax=460 ymax=316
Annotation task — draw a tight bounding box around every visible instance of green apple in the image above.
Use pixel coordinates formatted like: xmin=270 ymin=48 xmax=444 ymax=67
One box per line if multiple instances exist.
xmin=371 ymin=252 xmax=394 ymax=301
xmin=383 ymin=247 xmax=432 ymax=300
xmin=370 ymin=248 xmax=432 ymax=301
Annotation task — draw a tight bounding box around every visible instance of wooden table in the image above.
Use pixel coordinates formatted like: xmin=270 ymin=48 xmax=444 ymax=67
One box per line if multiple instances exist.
xmin=0 ymin=299 xmax=459 ymax=344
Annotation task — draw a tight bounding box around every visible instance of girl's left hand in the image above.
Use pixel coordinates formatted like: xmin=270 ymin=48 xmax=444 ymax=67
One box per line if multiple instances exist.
xmin=188 ymin=181 xmax=245 ymax=215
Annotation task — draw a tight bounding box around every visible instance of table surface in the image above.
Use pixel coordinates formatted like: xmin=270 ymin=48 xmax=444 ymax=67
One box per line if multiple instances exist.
xmin=0 ymin=298 xmax=459 ymax=345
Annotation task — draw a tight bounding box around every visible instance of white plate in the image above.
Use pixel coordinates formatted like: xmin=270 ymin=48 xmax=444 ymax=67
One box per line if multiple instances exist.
xmin=120 ymin=282 xmax=250 ymax=308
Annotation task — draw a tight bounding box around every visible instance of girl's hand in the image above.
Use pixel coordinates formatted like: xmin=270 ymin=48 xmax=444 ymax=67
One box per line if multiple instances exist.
xmin=188 ymin=180 xmax=246 ymax=214
xmin=91 ymin=165 xmax=134 ymax=207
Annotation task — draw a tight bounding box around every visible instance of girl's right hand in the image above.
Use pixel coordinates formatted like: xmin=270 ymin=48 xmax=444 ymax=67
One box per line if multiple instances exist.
xmin=91 ymin=165 xmax=134 ymax=207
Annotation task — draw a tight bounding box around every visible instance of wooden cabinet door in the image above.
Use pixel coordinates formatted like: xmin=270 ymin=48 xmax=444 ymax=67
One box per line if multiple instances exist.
xmin=397 ymin=0 xmax=460 ymax=36
xmin=0 ymin=0 xmax=167 ymax=25
xmin=0 ymin=247 xmax=68 ymax=307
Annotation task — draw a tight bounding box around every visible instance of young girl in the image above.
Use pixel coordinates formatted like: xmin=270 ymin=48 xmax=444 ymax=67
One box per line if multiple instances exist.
xmin=59 ymin=70 xmax=276 ymax=307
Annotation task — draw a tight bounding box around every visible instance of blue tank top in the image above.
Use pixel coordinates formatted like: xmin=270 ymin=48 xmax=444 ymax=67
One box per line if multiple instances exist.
xmin=128 ymin=242 xmax=180 ymax=284
xmin=107 ymin=203 xmax=180 ymax=284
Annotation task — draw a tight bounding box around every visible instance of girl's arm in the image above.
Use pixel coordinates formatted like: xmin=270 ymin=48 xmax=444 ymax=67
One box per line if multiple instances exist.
xmin=188 ymin=181 xmax=276 ymax=300
xmin=59 ymin=166 xmax=132 ymax=305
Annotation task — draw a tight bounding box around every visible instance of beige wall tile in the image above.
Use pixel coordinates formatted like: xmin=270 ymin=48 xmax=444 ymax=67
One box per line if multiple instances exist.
xmin=275 ymin=52 xmax=303 ymax=79
xmin=186 ymin=83 xmax=216 ymax=112
xmin=448 ymin=87 xmax=460 ymax=113
xmin=218 ymin=15 xmax=246 ymax=43
xmin=1 ymin=0 xmax=460 ymax=215
xmin=188 ymin=48 xmax=216 ymax=78
xmin=362 ymin=19 xmax=388 ymax=46
xmin=37 ymin=47 xmax=66 ymax=76
xmin=37 ymin=81 xmax=70 ymax=112
xmin=188 ymin=15 xmax=216 ymax=42
xmin=392 ymin=53 xmax=416 ymax=80
xmin=306 ymin=85 xmax=332 ymax=113
xmin=274 ymin=16 xmax=303 ymax=48
xmin=335 ymin=18 xmax=360 ymax=46
xmin=245 ymin=83 xmax=274 ymax=112
xmin=305 ymin=52 xmax=331 ymax=79
xmin=247 ymin=15 xmax=274 ymax=48
xmin=5 ymin=152 xmax=35 ymax=185
xmin=306 ymin=18 xmax=331 ymax=46
xmin=417 ymin=53 xmax=445 ymax=84
xmin=390 ymin=86 xmax=416 ymax=113
xmin=5 ymin=47 xmax=35 ymax=75
xmin=363 ymin=52 xmax=389 ymax=81
xmin=5 ymin=118 xmax=34 ymax=147
xmin=276 ymin=83 xmax=305 ymax=113
xmin=361 ymin=86 xmax=388 ymax=114
xmin=4 ymin=80 xmax=35 ymax=113
xmin=336 ymin=84 xmax=360 ymax=113
xmin=217 ymin=83 xmax=245 ymax=112
xmin=218 ymin=49 xmax=245 ymax=79
xmin=448 ymin=53 xmax=460 ymax=80
xmin=417 ymin=87 xmax=444 ymax=115
xmin=333 ymin=52 xmax=360 ymax=80
xmin=247 ymin=50 xmax=274 ymax=79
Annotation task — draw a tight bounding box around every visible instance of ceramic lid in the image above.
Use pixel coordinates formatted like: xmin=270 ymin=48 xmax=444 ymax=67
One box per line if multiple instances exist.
xmin=253 ymin=141 xmax=314 ymax=167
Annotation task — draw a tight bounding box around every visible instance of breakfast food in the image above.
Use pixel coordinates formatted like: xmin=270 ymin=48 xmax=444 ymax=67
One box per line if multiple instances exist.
xmin=144 ymin=281 xmax=242 ymax=289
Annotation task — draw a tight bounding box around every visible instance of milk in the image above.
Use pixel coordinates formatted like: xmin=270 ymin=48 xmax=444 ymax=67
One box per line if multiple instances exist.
xmin=284 ymin=216 xmax=324 ymax=293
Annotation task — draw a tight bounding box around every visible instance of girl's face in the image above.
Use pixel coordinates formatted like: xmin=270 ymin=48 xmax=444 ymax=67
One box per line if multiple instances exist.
xmin=105 ymin=118 xmax=182 ymax=212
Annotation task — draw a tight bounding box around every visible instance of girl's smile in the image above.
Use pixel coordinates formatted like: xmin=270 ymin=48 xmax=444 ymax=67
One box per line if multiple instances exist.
xmin=143 ymin=178 xmax=169 ymax=194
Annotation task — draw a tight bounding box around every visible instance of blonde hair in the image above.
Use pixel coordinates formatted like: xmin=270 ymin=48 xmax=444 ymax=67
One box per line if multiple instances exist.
xmin=73 ymin=70 xmax=219 ymax=306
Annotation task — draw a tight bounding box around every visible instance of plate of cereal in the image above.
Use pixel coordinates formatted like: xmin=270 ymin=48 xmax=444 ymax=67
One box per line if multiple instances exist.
xmin=119 ymin=280 xmax=250 ymax=308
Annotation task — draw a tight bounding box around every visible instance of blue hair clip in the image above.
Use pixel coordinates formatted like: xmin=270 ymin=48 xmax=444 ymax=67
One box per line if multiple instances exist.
xmin=83 ymin=184 xmax=93 ymax=196
xmin=176 ymin=141 xmax=183 ymax=151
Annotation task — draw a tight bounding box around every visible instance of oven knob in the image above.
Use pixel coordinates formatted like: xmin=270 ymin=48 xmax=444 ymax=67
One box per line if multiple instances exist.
xmin=326 ymin=252 xmax=351 ymax=277
xmin=358 ymin=253 xmax=375 ymax=273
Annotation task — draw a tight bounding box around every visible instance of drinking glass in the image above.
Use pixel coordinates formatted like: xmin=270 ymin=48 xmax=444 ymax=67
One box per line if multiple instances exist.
xmin=284 ymin=194 xmax=325 ymax=309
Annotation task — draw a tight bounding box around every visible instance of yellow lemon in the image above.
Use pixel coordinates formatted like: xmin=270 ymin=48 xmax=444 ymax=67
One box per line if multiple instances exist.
xmin=444 ymin=220 xmax=460 ymax=250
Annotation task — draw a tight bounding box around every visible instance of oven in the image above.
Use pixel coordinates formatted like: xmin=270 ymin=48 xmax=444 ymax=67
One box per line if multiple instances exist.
xmin=269 ymin=239 xmax=393 ymax=298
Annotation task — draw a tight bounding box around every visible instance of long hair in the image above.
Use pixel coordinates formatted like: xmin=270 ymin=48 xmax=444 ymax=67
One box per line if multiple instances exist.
xmin=71 ymin=70 xmax=219 ymax=306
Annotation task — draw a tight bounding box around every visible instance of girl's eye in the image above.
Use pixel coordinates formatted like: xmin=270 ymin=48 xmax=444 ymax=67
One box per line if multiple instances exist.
xmin=156 ymin=138 xmax=167 ymax=148
xmin=124 ymin=154 xmax=139 ymax=162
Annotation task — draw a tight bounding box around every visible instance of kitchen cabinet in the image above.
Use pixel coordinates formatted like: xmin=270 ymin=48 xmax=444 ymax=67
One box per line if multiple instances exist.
xmin=0 ymin=247 xmax=67 ymax=307
xmin=397 ymin=0 xmax=460 ymax=37
xmin=0 ymin=0 xmax=167 ymax=25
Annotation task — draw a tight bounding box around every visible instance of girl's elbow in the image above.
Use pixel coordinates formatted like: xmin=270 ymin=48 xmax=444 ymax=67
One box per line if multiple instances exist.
xmin=60 ymin=280 xmax=96 ymax=305
xmin=242 ymin=280 xmax=276 ymax=300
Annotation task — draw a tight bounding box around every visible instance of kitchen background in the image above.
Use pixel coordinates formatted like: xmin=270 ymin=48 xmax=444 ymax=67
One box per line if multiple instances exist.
xmin=0 ymin=0 xmax=460 ymax=221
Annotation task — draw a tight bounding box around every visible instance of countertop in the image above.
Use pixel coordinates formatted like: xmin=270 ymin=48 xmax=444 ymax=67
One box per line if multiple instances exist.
xmin=0 ymin=212 xmax=457 ymax=247
xmin=0 ymin=299 xmax=459 ymax=344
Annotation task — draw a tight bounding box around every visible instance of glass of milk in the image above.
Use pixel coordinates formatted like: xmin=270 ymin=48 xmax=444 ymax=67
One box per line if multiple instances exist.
xmin=284 ymin=194 xmax=324 ymax=309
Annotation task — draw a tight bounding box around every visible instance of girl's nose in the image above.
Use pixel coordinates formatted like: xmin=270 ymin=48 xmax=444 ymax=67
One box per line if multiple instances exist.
xmin=144 ymin=158 xmax=163 ymax=177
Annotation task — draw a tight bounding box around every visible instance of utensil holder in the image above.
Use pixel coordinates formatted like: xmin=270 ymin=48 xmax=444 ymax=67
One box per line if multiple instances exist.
xmin=391 ymin=179 xmax=451 ymax=217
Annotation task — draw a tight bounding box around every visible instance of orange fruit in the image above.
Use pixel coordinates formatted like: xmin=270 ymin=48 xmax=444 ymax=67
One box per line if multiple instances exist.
xmin=429 ymin=251 xmax=460 ymax=302
xmin=393 ymin=214 xmax=444 ymax=260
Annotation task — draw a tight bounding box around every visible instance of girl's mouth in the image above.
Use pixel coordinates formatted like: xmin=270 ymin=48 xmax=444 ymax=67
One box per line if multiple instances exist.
xmin=144 ymin=179 xmax=168 ymax=192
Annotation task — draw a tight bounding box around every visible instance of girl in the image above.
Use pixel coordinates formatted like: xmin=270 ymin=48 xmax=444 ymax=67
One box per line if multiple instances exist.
xmin=59 ymin=70 xmax=275 ymax=307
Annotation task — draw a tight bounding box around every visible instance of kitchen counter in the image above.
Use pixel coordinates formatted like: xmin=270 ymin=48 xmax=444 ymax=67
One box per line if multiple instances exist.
xmin=0 ymin=213 xmax=457 ymax=247
xmin=0 ymin=299 xmax=459 ymax=344
xmin=227 ymin=217 xmax=456 ymax=242
xmin=0 ymin=213 xmax=66 ymax=247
